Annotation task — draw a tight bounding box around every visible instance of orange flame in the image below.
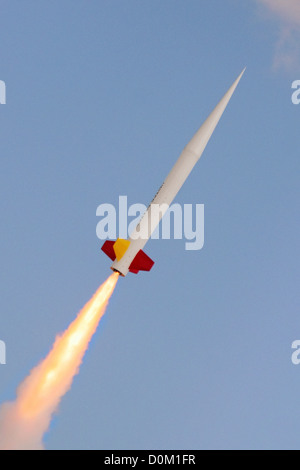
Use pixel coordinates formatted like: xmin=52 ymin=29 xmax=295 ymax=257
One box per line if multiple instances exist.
xmin=0 ymin=272 xmax=119 ymax=450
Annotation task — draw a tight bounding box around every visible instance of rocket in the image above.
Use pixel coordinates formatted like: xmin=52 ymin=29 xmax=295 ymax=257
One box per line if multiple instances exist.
xmin=102 ymin=69 xmax=245 ymax=277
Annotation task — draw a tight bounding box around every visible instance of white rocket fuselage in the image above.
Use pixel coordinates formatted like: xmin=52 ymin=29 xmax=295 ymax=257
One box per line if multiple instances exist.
xmin=111 ymin=69 xmax=245 ymax=276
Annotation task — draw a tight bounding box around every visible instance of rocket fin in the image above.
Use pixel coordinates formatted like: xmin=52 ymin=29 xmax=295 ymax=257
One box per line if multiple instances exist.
xmin=113 ymin=238 xmax=131 ymax=261
xmin=129 ymin=250 xmax=155 ymax=274
xmin=101 ymin=240 xmax=154 ymax=274
xmin=101 ymin=240 xmax=116 ymax=261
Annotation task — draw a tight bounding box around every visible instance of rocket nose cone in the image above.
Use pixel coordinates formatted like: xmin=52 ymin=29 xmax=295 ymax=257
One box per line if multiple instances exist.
xmin=230 ymin=67 xmax=246 ymax=93
xmin=235 ymin=68 xmax=246 ymax=86
xmin=185 ymin=68 xmax=245 ymax=156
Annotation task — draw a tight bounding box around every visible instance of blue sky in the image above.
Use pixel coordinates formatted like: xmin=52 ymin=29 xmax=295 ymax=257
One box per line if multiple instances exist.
xmin=0 ymin=0 xmax=299 ymax=450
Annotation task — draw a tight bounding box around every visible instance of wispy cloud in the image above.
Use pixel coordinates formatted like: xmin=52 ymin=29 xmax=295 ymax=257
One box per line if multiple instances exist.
xmin=257 ymin=0 xmax=300 ymax=71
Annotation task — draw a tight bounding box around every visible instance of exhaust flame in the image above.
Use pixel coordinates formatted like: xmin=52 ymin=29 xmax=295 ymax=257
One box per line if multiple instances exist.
xmin=0 ymin=272 xmax=119 ymax=450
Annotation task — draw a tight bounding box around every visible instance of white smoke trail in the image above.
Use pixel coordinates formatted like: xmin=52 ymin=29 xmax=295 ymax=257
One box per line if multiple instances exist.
xmin=257 ymin=0 xmax=300 ymax=71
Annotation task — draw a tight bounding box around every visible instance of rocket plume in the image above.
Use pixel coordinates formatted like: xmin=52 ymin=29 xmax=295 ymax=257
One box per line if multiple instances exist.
xmin=0 ymin=273 xmax=119 ymax=450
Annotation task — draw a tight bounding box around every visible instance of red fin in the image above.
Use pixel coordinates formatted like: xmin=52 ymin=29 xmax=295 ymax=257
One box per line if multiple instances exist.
xmin=101 ymin=240 xmax=116 ymax=261
xmin=129 ymin=250 xmax=154 ymax=274
xmin=129 ymin=268 xmax=139 ymax=274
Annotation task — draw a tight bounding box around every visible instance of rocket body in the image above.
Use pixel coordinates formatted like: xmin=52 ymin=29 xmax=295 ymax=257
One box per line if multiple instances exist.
xmin=102 ymin=69 xmax=245 ymax=276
